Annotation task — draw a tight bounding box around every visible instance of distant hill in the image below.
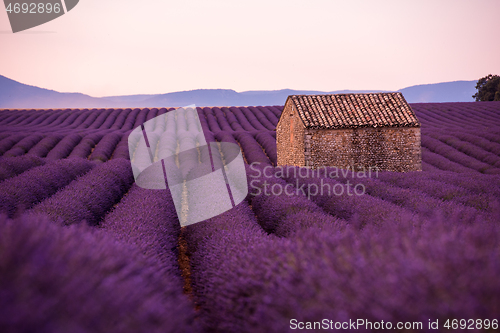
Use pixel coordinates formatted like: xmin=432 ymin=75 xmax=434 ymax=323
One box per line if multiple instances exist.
xmin=0 ymin=74 xmax=477 ymax=108
xmin=399 ymin=80 xmax=477 ymax=103
xmin=0 ymin=75 xmax=110 ymax=108
xmin=103 ymin=88 xmax=388 ymax=108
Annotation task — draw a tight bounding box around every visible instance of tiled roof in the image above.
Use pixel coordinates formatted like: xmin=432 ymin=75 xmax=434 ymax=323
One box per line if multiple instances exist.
xmin=288 ymin=92 xmax=420 ymax=129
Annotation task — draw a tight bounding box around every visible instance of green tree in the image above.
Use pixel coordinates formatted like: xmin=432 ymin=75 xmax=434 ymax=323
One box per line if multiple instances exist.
xmin=473 ymin=74 xmax=500 ymax=101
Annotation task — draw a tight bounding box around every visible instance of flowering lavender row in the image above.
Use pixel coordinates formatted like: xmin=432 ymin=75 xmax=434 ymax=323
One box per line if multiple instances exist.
xmin=107 ymin=108 xmax=130 ymax=130
xmin=334 ymin=171 xmax=485 ymax=222
xmin=74 ymin=109 xmax=101 ymax=129
xmin=247 ymin=165 xmax=344 ymax=237
xmin=55 ymin=109 xmax=83 ymax=128
xmin=30 ymin=158 xmax=134 ymax=226
xmin=213 ymin=107 xmax=234 ymax=132
xmin=45 ymin=133 xmax=83 ymax=160
xmin=89 ymin=132 xmax=123 ymax=162
xmin=421 ymin=147 xmax=475 ymax=173
xmin=426 ymin=131 xmax=500 ymax=169
xmin=412 ymin=101 xmax=500 ymax=128
xmin=442 ymin=130 xmax=500 ymax=157
xmin=228 ymin=107 xmax=259 ymax=131
xmin=101 ymin=184 xmax=182 ymax=277
xmin=183 ymin=201 xmax=270 ymax=331
xmin=100 ymin=184 xmax=200 ymax=330
xmin=0 ymin=112 xmax=24 ymax=125
xmin=87 ymin=109 xmax=115 ymax=129
xmin=414 ymin=106 xmax=464 ymax=128
xmin=5 ymin=103 xmax=498 ymax=134
xmin=185 ymin=201 xmax=500 ymax=331
xmin=476 ymin=130 xmax=500 ymax=146
xmin=44 ymin=110 xmax=73 ymax=127
xmin=116 ymin=108 xmax=140 ymax=131
xmin=27 ymin=110 xmax=72 ymax=127
xmin=0 ymin=133 xmax=26 ymax=156
xmin=0 ymin=155 xmax=46 ymax=182
xmin=239 ymin=107 xmax=268 ymax=131
xmin=3 ymin=134 xmax=44 ymax=157
xmin=193 ymin=106 xmax=278 ymax=133
xmin=6 ymin=111 xmax=40 ymax=126
xmin=234 ymin=132 xmax=272 ymax=166
xmin=0 ymin=158 xmax=94 ymax=218
xmin=38 ymin=111 xmax=64 ymax=127
xmin=265 ymin=105 xmax=283 ymax=119
xmin=254 ymin=132 xmax=277 ymax=165
xmin=178 ymin=133 xmax=201 ymax=179
xmin=249 ymin=106 xmax=277 ymax=130
xmin=67 ymin=132 xmax=105 ymax=159
xmin=224 ymin=107 xmax=247 ymax=131
xmin=132 ymin=108 xmax=151 ymax=130
xmin=109 ymin=130 xmax=132 ymax=159
xmin=277 ymin=166 xmax=415 ymax=228
xmin=376 ymin=171 xmax=499 ymax=214
xmin=413 ymin=169 xmax=500 ymax=199
xmin=196 ymin=108 xmax=216 ymax=142
xmin=80 ymin=109 xmax=125 ymax=130
xmin=66 ymin=109 xmax=105 ymax=129
xmin=0 ymin=213 xmax=199 ymax=333
xmin=213 ymin=133 xmax=242 ymax=166
xmin=89 ymin=109 xmax=119 ymax=129
xmin=421 ymin=160 xmax=441 ymax=172
xmin=96 ymin=109 xmax=127 ymax=130
xmin=256 ymin=106 xmax=279 ymax=126
xmin=201 ymin=107 xmax=223 ymax=133
xmin=15 ymin=110 xmax=55 ymax=126
xmin=416 ymin=105 xmax=470 ymax=128
xmin=421 ymin=133 xmax=498 ymax=174
xmin=100 ymin=183 xmax=201 ymax=325
xmin=26 ymin=134 xmax=64 ymax=157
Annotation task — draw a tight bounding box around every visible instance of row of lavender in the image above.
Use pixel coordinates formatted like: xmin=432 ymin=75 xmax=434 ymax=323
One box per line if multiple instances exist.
xmin=1 ymin=103 xmax=499 ymax=168
xmin=0 ymin=106 xmax=282 ymax=133
xmin=183 ymin=163 xmax=500 ymax=332
xmin=414 ymin=101 xmax=500 ymax=129
xmin=0 ymin=129 xmax=277 ymax=168
xmin=1 ymin=128 xmax=500 ymax=178
xmin=1 ymin=155 xmax=499 ymax=331
xmin=4 ymin=153 xmax=496 ymax=232
xmin=2 ymin=102 xmax=500 ymax=132
xmin=1 ymin=102 xmax=500 ymax=331
xmin=0 ymin=158 xmax=199 ymax=332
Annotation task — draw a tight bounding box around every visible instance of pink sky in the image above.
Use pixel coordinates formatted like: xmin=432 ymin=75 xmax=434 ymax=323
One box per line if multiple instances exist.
xmin=1 ymin=0 xmax=499 ymax=97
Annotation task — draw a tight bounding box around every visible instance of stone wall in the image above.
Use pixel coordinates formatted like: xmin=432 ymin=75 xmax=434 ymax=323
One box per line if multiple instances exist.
xmin=305 ymin=127 xmax=421 ymax=172
xmin=276 ymin=101 xmax=305 ymax=166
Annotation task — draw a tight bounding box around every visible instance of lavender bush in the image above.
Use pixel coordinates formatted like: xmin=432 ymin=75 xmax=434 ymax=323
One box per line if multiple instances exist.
xmin=45 ymin=133 xmax=83 ymax=160
xmin=30 ymin=158 xmax=134 ymax=225
xmin=0 ymin=155 xmax=46 ymax=182
xmin=27 ymin=134 xmax=64 ymax=157
xmin=1 ymin=101 xmax=500 ymax=332
xmin=0 ymin=214 xmax=199 ymax=333
xmin=0 ymin=134 xmax=26 ymax=156
xmin=89 ymin=132 xmax=123 ymax=162
xmin=67 ymin=132 xmax=105 ymax=159
xmin=0 ymin=158 xmax=94 ymax=217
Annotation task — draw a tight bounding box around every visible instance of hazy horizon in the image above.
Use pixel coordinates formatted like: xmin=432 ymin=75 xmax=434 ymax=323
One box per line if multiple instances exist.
xmin=0 ymin=73 xmax=477 ymax=98
xmin=1 ymin=0 xmax=499 ymax=97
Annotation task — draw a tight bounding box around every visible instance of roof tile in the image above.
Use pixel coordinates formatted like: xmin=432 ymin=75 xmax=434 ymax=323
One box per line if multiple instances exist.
xmin=288 ymin=92 xmax=420 ymax=129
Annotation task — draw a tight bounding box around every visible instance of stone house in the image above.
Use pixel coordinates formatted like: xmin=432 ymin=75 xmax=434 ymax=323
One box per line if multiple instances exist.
xmin=276 ymin=92 xmax=421 ymax=172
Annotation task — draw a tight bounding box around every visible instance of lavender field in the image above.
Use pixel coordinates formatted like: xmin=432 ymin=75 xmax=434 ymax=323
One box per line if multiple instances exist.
xmin=1 ymin=102 xmax=500 ymax=332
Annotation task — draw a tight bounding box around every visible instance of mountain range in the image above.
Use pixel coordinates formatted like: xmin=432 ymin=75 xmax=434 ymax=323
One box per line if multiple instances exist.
xmin=0 ymin=75 xmax=478 ymax=109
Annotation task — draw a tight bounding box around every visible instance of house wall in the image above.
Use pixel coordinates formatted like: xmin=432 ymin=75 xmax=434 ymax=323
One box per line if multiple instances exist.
xmin=304 ymin=127 xmax=422 ymax=172
xmin=276 ymin=101 xmax=305 ymax=166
